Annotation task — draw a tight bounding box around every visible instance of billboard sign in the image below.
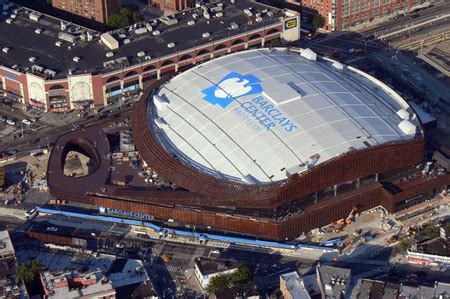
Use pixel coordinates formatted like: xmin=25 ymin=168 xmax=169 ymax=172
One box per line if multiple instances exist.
xmin=284 ymin=18 xmax=298 ymax=30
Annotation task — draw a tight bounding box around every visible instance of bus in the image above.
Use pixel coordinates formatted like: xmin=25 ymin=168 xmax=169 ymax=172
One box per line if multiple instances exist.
xmin=25 ymin=208 xmax=38 ymax=219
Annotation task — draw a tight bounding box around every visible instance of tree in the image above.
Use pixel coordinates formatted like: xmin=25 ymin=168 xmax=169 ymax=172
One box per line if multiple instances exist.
xmin=107 ymin=7 xmax=144 ymax=29
xmin=312 ymin=14 xmax=325 ymax=29
xmin=107 ymin=13 xmax=129 ymax=28
xmin=398 ymin=238 xmax=412 ymax=254
xmin=229 ymin=266 xmax=253 ymax=285
xmin=206 ymin=275 xmax=229 ymax=293
xmin=17 ymin=259 xmax=43 ymax=283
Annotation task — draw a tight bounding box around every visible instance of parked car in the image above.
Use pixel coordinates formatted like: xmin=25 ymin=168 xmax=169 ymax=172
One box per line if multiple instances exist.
xmin=22 ymin=119 xmax=32 ymax=125
xmin=30 ymin=138 xmax=40 ymax=145
xmin=6 ymin=119 xmax=16 ymax=126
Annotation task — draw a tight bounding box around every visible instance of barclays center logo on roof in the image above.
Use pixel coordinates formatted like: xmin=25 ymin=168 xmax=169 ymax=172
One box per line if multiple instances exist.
xmin=201 ymin=72 xmax=262 ymax=108
xmin=201 ymin=72 xmax=298 ymax=132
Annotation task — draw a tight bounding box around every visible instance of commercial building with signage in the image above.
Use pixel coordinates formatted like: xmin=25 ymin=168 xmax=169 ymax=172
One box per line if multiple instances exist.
xmin=47 ymin=47 xmax=450 ymax=240
xmin=0 ymin=2 xmax=299 ymax=112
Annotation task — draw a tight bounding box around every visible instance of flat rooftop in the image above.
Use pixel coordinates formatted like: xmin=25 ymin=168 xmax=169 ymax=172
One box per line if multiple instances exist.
xmin=317 ymin=265 xmax=351 ymax=298
xmin=0 ymin=230 xmax=14 ymax=257
xmin=0 ymin=1 xmax=284 ymax=79
xmin=151 ymin=48 xmax=421 ymax=183
xmin=194 ymin=257 xmax=240 ymax=275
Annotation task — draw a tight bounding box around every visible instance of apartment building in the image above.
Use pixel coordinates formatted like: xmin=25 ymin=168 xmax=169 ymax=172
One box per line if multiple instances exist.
xmin=300 ymin=0 xmax=427 ymax=31
xmin=51 ymin=0 xmax=122 ymax=23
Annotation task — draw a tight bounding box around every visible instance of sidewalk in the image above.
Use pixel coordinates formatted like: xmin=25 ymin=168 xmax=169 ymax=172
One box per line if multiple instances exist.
xmin=0 ymin=206 xmax=27 ymax=220
xmin=185 ymin=268 xmax=204 ymax=295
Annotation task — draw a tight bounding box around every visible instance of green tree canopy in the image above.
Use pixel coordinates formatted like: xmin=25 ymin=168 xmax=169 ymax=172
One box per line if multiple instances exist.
xmin=206 ymin=274 xmax=230 ymax=293
xmin=398 ymin=238 xmax=412 ymax=254
xmin=107 ymin=7 xmax=143 ymax=29
xmin=312 ymin=14 xmax=325 ymax=29
xmin=229 ymin=266 xmax=253 ymax=285
xmin=17 ymin=259 xmax=43 ymax=283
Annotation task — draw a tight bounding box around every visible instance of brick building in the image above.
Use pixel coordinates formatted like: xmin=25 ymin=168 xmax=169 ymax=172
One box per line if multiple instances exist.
xmin=299 ymin=0 xmax=426 ymax=31
xmin=51 ymin=0 xmax=122 ymax=24
xmin=148 ymin=0 xmax=193 ymax=12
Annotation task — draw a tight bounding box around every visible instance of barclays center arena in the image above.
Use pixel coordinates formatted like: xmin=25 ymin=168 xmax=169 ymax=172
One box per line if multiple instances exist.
xmin=48 ymin=48 xmax=450 ymax=241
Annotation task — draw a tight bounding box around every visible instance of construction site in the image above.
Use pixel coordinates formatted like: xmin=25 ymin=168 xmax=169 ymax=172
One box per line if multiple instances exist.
xmin=308 ymin=189 xmax=450 ymax=259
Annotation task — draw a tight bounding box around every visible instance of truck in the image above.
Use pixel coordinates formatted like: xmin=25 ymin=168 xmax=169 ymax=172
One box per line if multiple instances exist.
xmin=30 ymin=148 xmax=46 ymax=156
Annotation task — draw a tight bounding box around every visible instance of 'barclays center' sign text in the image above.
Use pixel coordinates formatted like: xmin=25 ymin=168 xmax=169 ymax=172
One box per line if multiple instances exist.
xmin=99 ymin=206 xmax=155 ymax=221
xmin=201 ymin=72 xmax=298 ymax=133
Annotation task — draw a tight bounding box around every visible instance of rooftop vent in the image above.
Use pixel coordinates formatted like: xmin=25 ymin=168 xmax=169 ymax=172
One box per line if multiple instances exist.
xmin=154 ymin=117 xmax=168 ymax=129
xmin=396 ymin=109 xmax=409 ymax=120
xmin=10 ymin=14 xmax=17 ymax=19
xmin=188 ymin=20 xmax=195 ymax=26
xmin=398 ymin=120 xmax=416 ymax=135
xmin=73 ymin=56 xmax=81 ymax=62
xmin=167 ymin=42 xmax=175 ymax=48
xmin=103 ymin=60 xmax=115 ymax=68
xmin=160 ymin=16 xmax=178 ymax=25
xmin=243 ymin=9 xmax=252 ymax=17
xmin=153 ymin=95 xmax=169 ymax=111
xmin=115 ymin=57 xmax=128 ymax=65
xmin=145 ymin=23 xmax=153 ymax=32
xmin=58 ymin=32 xmax=77 ymax=43
xmin=31 ymin=65 xmax=44 ymax=72
xmin=2 ymin=47 xmax=10 ymax=53
xmin=44 ymin=69 xmax=56 ymax=77
xmin=35 ymin=28 xmax=42 ymax=34
xmin=106 ymin=52 xmax=114 ymax=58
xmin=5 ymin=18 xmax=13 ymax=24
xmin=29 ymin=57 xmax=36 ymax=62
xmin=230 ymin=23 xmax=239 ymax=30
xmin=202 ymin=32 xmax=210 ymax=38
xmin=29 ymin=13 xmax=40 ymax=22
xmin=144 ymin=55 xmax=152 ymax=61
xmin=286 ymin=163 xmax=308 ymax=177
xmin=211 ymin=6 xmax=223 ymax=12
xmin=100 ymin=32 xmax=119 ymax=50
xmin=301 ymin=48 xmax=317 ymax=61
xmin=242 ymin=174 xmax=260 ymax=184
xmin=55 ymin=41 xmax=62 ymax=47
xmin=135 ymin=27 xmax=147 ymax=35
xmin=137 ymin=51 xmax=145 ymax=57
xmin=332 ymin=61 xmax=344 ymax=70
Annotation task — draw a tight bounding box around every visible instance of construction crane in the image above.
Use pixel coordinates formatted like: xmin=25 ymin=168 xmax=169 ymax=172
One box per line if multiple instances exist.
xmin=332 ymin=207 xmax=358 ymax=233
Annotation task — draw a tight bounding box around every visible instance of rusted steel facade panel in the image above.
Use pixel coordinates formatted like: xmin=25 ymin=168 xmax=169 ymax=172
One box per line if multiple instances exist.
xmin=276 ymin=141 xmax=425 ymax=204
xmin=93 ymin=197 xmax=281 ymax=239
xmin=26 ymin=232 xmax=73 ymax=246
xmin=389 ymin=174 xmax=450 ymax=206
xmin=280 ymin=183 xmax=383 ymax=239
xmin=131 ymin=87 xmax=426 ymax=208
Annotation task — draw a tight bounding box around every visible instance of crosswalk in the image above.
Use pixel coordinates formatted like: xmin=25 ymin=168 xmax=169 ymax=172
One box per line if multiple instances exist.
xmin=148 ymin=262 xmax=184 ymax=274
